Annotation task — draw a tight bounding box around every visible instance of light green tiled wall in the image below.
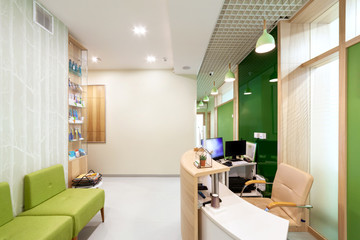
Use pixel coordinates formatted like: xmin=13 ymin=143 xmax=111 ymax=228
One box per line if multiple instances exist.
xmin=0 ymin=0 xmax=68 ymax=215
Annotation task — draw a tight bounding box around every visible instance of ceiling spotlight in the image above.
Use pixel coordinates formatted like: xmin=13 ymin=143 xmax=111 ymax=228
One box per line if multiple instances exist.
xmin=182 ymin=66 xmax=191 ymax=70
xmin=133 ymin=26 xmax=147 ymax=36
xmin=92 ymin=57 xmax=101 ymax=63
xmin=146 ymin=55 xmax=156 ymax=63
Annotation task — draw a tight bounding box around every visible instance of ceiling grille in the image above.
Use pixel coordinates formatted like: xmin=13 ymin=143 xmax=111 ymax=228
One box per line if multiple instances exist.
xmin=197 ymin=0 xmax=309 ymax=100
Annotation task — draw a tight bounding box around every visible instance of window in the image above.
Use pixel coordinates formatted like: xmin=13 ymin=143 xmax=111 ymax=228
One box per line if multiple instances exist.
xmin=310 ymin=58 xmax=339 ymax=239
xmin=310 ymin=3 xmax=339 ymax=58
xmin=346 ymin=0 xmax=360 ymax=40
xmin=215 ymin=82 xmax=233 ymax=106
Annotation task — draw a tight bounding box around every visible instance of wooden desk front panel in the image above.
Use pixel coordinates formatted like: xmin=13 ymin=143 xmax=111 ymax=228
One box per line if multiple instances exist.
xmin=180 ymin=167 xmax=198 ymax=240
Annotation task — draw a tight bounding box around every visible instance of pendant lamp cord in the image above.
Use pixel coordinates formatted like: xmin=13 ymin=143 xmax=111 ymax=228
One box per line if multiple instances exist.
xmin=263 ymin=19 xmax=266 ymax=30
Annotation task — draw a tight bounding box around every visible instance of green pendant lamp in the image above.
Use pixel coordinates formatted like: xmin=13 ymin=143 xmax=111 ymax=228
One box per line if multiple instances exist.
xmin=198 ymin=100 xmax=204 ymax=107
xmin=255 ymin=19 xmax=275 ymax=54
xmin=224 ymin=63 xmax=236 ymax=82
xmin=210 ymin=81 xmax=218 ymax=95
xmin=244 ymin=83 xmax=252 ymax=95
xmin=203 ymin=93 xmax=209 ymax=102
xmin=269 ymin=66 xmax=278 ymax=82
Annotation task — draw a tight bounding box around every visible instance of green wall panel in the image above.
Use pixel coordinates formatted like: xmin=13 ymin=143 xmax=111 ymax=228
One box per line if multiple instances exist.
xmin=238 ymin=27 xmax=277 ymax=142
xmin=239 ymin=71 xmax=277 ymax=142
xmin=217 ymin=100 xmax=233 ymax=143
xmin=347 ymin=42 xmax=360 ymax=240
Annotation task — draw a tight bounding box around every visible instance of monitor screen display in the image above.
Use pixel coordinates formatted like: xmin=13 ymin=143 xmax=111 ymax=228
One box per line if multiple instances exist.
xmin=203 ymin=137 xmax=224 ymax=160
xmin=225 ymin=140 xmax=246 ymax=159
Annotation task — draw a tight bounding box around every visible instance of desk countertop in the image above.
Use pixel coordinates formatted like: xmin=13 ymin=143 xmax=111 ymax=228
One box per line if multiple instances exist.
xmin=200 ymin=176 xmax=289 ymax=240
xmin=181 ymin=150 xmax=230 ymax=177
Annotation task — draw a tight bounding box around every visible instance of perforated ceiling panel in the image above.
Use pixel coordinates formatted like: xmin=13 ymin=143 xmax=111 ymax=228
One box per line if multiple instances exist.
xmin=197 ymin=0 xmax=309 ymax=100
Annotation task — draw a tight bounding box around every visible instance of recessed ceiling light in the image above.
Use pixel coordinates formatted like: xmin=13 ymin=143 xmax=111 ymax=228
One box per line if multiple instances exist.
xmin=92 ymin=57 xmax=101 ymax=63
xmin=146 ymin=55 xmax=156 ymax=63
xmin=182 ymin=66 xmax=191 ymax=70
xmin=133 ymin=26 xmax=147 ymax=36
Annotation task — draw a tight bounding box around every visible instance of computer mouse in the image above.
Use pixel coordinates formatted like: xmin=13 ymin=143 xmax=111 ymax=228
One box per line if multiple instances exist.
xmin=223 ymin=161 xmax=233 ymax=167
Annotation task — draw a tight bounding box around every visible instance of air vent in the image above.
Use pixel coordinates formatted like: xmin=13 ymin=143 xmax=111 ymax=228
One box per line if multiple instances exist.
xmin=33 ymin=1 xmax=53 ymax=34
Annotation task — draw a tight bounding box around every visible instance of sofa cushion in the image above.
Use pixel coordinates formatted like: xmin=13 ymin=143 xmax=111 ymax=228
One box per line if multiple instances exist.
xmin=0 ymin=216 xmax=72 ymax=240
xmin=24 ymin=164 xmax=66 ymax=210
xmin=21 ymin=188 xmax=105 ymax=237
xmin=0 ymin=182 xmax=14 ymax=227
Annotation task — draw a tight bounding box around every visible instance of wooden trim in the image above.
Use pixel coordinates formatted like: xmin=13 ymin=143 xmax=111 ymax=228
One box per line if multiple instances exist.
xmin=289 ymin=0 xmax=338 ymax=24
xmin=338 ymin=0 xmax=347 ymax=238
xmin=300 ymin=46 xmax=339 ymax=68
xmin=289 ymin=0 xmax=315 ymax=23
xmin=307 ymin=226 xmax=327 ymax=240
xmin=214 ymin=107 xmax=218 ymax=138
xmin=345 ymin=34 xmax=360 ymax=48
xmin=233 ymin=66 xmax=239 ymax=140
xmin=207 ymin=112 xmax=211 ymax=139
xmin=69 ymin=35 xmax=87 ymax=50
xmin=277 ymin=21 xmax=282 ymax=165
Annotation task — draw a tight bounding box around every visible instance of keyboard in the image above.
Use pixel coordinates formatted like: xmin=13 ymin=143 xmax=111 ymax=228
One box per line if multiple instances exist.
xmin=229 ymin=158 xmax=242 ymax=162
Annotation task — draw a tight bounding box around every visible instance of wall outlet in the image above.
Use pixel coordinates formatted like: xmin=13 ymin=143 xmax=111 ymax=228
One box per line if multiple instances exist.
xmin=254 ymin=132 xmax=267 ymax=139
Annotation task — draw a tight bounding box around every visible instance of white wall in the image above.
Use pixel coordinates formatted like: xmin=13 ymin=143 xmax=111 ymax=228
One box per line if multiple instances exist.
xmin=88 ymin=70 xmax=196 ymax=175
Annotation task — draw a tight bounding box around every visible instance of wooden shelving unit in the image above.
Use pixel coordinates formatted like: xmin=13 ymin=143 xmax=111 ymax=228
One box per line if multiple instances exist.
xmin=68 ymin=35 xmax=88 ymax=188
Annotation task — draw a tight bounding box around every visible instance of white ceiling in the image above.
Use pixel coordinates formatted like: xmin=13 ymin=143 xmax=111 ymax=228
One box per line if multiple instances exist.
xmin=37 ymin=0 xmax=224 ymax=74
xmin=37 ymin=0 xmax=309 ymax=100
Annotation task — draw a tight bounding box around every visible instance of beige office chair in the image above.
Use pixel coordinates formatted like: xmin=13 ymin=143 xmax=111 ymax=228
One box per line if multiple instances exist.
xmin=241 ymin=163 xmax=314 ymax=229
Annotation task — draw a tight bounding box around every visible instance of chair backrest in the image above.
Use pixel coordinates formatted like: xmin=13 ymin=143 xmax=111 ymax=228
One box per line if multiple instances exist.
xmin=0 ymin=182 xmax=14 ymax=227
xmin=24 ymin=164 xmax=66 ymax=210
xmin=271 ymin=163 xmax=314 ymax=226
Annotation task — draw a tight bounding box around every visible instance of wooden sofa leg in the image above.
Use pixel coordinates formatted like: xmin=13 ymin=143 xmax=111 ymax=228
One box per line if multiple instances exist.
xmin=101 ymin=207 xmax=105 ymax=222
xmin=72 ymin=237 xmax=78 ymax=240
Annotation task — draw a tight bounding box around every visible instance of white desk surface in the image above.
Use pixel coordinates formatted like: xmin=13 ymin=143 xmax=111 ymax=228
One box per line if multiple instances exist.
xmin=200 ymin=176 xmax=289 ymax=240
xmin=220 ymin=159 xmax=256 ymax=168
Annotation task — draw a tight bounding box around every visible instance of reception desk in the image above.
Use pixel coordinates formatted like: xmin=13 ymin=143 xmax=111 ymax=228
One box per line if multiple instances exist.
xmin=180 ymin=150 xmax=289 ymax=240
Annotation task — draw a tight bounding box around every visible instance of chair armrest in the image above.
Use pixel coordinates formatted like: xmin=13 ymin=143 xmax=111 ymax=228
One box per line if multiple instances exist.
xmin=245 ymin=180 xmax=267 ymax=186
xmin=265 ymin=202 xmax=313 ymax=211
xmin=240 ymin=180 xmax=272 ymax=197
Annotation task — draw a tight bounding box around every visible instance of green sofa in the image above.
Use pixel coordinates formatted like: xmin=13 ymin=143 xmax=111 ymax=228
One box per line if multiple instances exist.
xmin=20 ymin=164 xmax=105 ymax=240
xmin=0 ymin=182 xmax=73 ymax=240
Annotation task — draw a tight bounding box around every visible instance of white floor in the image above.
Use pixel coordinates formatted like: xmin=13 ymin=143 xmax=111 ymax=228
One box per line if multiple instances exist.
xmin=78 ymin=177 xmax=316 ymax=240
xmin=78 ymin=177 xmax=182 ymax=240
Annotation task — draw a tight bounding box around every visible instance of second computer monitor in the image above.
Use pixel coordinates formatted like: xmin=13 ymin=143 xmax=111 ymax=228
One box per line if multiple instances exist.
xmin=225 ymin=140 xmax=246 ymax=160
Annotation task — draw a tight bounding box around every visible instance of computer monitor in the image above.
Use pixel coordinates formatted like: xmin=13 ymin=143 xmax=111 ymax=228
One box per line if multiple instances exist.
xmin=225 ymin=140 xmax=246 ymax=160
xmin=203 ymin=137 xmax=224 ymax=160
xmin=245 ymin=142 xmax=256 ymax=161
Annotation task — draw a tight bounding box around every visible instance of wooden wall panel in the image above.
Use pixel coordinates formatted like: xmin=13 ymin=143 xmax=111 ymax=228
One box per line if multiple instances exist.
xmin=87 ymin=85 xmax=106 ymax=143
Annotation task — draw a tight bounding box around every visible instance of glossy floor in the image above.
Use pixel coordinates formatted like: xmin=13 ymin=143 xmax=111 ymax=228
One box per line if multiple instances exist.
xmin=78 ymin=177 xmax=181 ymax=240
xmin=78 ymin=177 xmax=316 ymax=240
